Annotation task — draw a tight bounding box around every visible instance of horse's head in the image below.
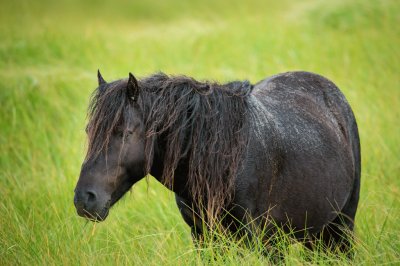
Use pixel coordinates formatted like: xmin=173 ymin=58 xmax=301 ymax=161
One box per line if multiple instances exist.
xmin=74 ymin=71 xmax=146 ymax=221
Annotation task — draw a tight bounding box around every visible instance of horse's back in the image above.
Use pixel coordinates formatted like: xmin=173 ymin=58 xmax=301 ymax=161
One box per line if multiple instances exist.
xmin=241 ymin=71 xmax=360 ymax=233
xmin=253 ymin=71 xmax=360 ymax=168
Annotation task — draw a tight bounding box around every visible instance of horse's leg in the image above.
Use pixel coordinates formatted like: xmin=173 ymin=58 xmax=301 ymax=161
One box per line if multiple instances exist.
xmin=311 ymin=175 xmax=360 ymax=255
xmin=174 ymin=194 xmax=203 ymax=245
xmin=318 ymin=216 xmax=354 ymax=253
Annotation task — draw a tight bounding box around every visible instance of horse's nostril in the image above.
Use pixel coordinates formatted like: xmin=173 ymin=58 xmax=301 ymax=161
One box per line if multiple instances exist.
xmin=86 ymin=190 xmax=97 ymax=203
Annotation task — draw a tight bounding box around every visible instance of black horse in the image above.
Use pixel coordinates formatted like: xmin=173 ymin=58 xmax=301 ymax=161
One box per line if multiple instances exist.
xmin=74 ymin=70 xmax=360 ymax=253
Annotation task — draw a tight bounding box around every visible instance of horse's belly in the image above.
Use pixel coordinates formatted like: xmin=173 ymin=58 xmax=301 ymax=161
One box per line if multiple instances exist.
xmin=238 ymin=122 xmax=354 ymax=233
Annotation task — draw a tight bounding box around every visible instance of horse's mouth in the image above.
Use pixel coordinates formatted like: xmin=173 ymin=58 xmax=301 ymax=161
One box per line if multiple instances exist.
xmin=77 ymin=206 xmax=109 ymax=222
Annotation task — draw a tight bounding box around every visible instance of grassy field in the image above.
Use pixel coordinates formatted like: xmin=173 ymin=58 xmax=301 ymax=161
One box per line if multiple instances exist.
xmin=0 ymin=0 xmax=399 ymax=264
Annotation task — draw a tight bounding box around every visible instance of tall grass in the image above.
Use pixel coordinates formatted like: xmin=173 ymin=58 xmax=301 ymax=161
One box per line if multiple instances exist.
xmin=0 ymin=0 xmax=399 ymax=264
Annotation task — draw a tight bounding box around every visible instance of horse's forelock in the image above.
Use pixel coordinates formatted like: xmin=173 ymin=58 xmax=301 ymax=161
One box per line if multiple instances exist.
xmin=85 ymin=81 xmax=129 ymax=162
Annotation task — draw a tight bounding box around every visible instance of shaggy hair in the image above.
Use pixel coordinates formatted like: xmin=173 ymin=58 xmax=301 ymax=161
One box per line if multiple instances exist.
xmin=86 ymin=73 xmax=254 ymax=217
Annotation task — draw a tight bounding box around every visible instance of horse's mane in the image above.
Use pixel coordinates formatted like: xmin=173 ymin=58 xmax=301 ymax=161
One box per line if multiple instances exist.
xmin=86 ymin=73 xmax=254 ymax=217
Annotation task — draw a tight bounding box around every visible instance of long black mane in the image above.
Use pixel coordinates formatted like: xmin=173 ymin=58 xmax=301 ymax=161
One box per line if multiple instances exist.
xmin=86 ymin=73 xmax=254 ymax=216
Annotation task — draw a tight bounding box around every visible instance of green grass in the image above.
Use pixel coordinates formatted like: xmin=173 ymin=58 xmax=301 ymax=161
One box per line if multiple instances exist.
xmin=0 ymin=0 xmax=399 ymax=264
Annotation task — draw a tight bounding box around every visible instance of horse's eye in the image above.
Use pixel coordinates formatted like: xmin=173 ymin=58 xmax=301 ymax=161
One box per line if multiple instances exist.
xmin=127 ymin=130 xmax=134 ymax=135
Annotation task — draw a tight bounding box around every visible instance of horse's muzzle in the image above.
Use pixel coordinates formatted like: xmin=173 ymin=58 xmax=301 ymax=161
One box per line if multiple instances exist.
xmin=74 ymin=189 xmax=110 ymax=222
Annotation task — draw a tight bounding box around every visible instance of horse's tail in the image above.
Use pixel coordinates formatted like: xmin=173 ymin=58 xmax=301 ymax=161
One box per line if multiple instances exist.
xmin=332 ymin=86 xmax=361 ymax=229
xmin=345 ymin=111 xmax=361 ymax=229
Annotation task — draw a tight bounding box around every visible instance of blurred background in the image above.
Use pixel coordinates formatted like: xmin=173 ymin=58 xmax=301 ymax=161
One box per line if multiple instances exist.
xmin=0 ymin=0 xmax=399 ymax=264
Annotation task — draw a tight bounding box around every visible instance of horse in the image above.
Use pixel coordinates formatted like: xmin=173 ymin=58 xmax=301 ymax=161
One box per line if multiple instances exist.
xmin=74 ymin=70 xmax=361 ymax=253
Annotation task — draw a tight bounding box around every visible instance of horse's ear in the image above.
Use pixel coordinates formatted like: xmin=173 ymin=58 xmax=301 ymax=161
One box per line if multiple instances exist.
xmin=127 ymin=72 xmax=139 ymax=102
xmin=97 ymin=69 xmax=107 ymax=85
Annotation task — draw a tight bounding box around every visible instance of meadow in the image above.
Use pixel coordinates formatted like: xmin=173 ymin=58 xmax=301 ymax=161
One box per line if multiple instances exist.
xmin=0 ymin=0 xmax=399 ymax=264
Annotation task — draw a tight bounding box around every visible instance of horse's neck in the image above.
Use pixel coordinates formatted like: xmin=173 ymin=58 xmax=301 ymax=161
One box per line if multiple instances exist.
xmin=150 ymin=136 xmax=191 ymax=198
